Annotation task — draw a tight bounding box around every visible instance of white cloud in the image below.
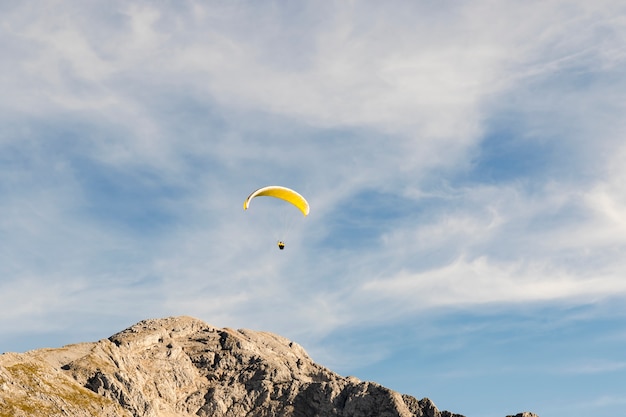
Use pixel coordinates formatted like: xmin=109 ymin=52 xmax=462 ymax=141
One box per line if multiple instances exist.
xmin=3 ymin=0 xmax=624 ymax=180
xmin=362 ymin=255 xmax=626 ymax=310
xmin=585 ymin=145 xmax=626 ymax=232
xmin=559 ymin=359 xmax=626 ymax=375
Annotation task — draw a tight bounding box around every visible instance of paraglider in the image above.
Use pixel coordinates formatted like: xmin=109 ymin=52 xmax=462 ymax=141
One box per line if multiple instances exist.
xmin=243 ymin=185 xmax=309 ymax=216
xmin=243 ymin=185 xmax=309 ymax=250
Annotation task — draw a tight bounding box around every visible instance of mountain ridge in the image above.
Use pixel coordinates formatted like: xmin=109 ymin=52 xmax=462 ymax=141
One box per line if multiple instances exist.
xmin=0 ymin=316 xmax=537 ymax=417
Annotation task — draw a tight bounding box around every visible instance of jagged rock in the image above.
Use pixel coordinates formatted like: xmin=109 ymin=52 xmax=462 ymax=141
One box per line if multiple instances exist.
xmin=507 ymin=414 xmax=540 ymax=417
xmin=0 ymin=316 xmax=534 ymax=417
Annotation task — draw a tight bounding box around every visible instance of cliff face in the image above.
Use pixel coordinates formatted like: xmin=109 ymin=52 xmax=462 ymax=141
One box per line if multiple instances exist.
xmin=0 ymin=316 xmax=532 ymax=417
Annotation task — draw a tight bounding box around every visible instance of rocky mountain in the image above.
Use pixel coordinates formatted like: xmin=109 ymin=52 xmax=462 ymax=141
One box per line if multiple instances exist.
xmin=0 ymin=316 xmax=537 ymax=417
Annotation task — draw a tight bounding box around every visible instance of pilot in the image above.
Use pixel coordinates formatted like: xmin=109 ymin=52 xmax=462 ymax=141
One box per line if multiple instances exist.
xmin=277 ymin=241 xmax=285 ymax=250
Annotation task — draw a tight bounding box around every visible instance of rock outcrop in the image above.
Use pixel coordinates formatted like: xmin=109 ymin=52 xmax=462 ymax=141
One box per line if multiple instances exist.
xmin=0 ymin=316 xmax=534 ymax=417
xmin=507 ymin=414 xmax=539 ymax=417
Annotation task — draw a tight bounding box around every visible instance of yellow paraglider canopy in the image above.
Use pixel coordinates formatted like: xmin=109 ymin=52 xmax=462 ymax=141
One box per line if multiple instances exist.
xmin=243 ymin=186 xmax=310 ymax=216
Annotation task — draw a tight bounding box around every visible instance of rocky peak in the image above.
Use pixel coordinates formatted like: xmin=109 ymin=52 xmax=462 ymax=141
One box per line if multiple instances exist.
xmin=0 ymin=316 xmax=536 ymax=417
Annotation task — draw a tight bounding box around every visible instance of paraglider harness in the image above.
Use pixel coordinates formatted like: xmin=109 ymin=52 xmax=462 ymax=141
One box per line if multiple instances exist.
xmin=277 ymin=241 xmax=285 ymax=250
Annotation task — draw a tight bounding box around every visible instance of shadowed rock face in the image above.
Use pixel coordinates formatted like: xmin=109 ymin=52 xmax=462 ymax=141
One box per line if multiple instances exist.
xmin=0 ymin=316 xmax=533 ymax=417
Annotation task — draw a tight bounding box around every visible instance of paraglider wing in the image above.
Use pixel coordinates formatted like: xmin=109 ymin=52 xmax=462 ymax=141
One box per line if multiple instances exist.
xmin=243 ymin=186 xmax=310 ymax=216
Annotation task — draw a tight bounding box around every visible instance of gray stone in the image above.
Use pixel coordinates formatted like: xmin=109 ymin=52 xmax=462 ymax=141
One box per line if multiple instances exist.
xmin=507 ymin=413 xmax=540 ymax=417
xmin=0 ymin=316 xmax=535 ymax=417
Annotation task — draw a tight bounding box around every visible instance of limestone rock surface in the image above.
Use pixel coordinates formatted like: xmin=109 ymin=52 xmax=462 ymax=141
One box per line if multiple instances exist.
xmin=0 ymin=316 xmax=534 ymax=417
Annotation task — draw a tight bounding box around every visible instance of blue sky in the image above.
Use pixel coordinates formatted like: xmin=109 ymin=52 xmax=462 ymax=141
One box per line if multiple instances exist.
xmin=1 ymin=1 xmax=626 ymax=416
